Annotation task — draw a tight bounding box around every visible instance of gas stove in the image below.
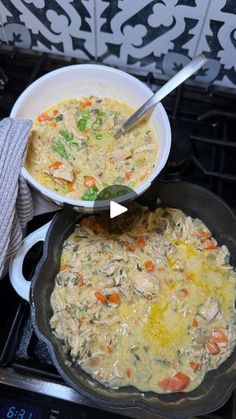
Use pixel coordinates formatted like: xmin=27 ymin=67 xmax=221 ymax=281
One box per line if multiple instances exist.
xmin=0 ymin=44 xmax=236 ymax=419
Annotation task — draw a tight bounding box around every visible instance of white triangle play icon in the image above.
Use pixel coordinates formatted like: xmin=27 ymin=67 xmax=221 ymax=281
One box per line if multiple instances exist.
xmin=110 ymin=201 xmax=128 ymax=219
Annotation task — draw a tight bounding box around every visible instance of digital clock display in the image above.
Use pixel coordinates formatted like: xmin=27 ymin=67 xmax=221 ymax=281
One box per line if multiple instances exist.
xmin=0 ymin=399 xmax=43 ymax=419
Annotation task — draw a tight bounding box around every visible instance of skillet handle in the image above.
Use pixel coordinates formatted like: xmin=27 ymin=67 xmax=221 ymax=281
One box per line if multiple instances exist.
xmin=9 ymin=222 xmax=51 ymax=302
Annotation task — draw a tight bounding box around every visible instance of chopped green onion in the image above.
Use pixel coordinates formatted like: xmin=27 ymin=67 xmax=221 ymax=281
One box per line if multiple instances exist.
xmin=77 ymin=118 xmax=87 ymax=131
xmin=102 ymin=181 xmax=109 ymax=188
xmin=69 ymin=141 xmax=84 ymax=150
xmin=95 ymin=133 xmax=102 ymax=140
xmin=81 ymin=185 xmax=98 ymax=201
xmin=114 ymin=111 xmax=121 ymax=123
xmin=60 ymin=130 xmax=74 ymax=142
xmin=81 ymin=109 xmax=90 ymax=118
xmin=92 ymin=118 xmax=102 ymax=130
xmin=128 ymin=181 xmax=135 ymax=188
xmin=61 ymin=184 xmax=68 ymax=193
xmin=52 ymin=141 xmax=69 ymax=159
xmin=96 ymin=110 xmax=107 ymax=118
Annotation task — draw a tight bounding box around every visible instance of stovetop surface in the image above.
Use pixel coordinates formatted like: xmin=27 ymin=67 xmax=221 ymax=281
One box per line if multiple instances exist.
xmin=0 ymin=44 xmax=236 ymax=418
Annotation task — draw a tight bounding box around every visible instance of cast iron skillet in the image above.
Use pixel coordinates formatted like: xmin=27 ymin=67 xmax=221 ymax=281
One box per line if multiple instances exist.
xmin=30 ymin=182 xmax=236 ymax=418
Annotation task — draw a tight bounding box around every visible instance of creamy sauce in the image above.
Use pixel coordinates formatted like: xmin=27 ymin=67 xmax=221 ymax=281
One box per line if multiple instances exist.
xmin=50 ymin=208 xmax=236 ymax=393
xmin=25 ymin=97 xmax=158 ymax=200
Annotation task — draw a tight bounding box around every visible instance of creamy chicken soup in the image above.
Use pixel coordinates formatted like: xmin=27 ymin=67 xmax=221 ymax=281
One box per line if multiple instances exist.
xmin=50 ymin=208 xmax=236 ymax=393
xmin=25 ymin=97 xmax=158 ymax=200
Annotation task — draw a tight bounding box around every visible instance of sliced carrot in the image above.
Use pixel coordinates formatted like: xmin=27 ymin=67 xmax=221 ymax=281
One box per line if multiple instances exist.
xmin=50 ymin=161 xmax=62 ymax=169
xmin=159 ymin=372 xmax=190 ymax=392
xmin=192 ymin=317 xmax=198 ymax=327
xmin=176 ymin=288 xmax=189 ymax=298
xmin=126 ymin=368 xmax=132 ymax=378
xmin=190 ymin=361 xmax=201 ymax=370
xmin=125 ymin=170 xmax=133 ymax=180
xmin=159 ymin=378 xmax=171 ymax=391
xmin=157 ymin=267 xmax=165 ymax=273
xmin=199 ymin=230 xmax=212 ymax=239
xmin=107 ymin=293 xmax=121 ymax=304
xmin=136 ymin=237 xmax=146 ymax=248
xmin=80 ymin=100 xmax=92 ymax=108
xmin=61 ymin=264 xmax=70 ymax=271
xmin=53 ymin=109 xmax=59 ymax=115
xmin=169 ymin=372 xmax=190 ymax=392
xmin=206 ymin=340 xmax=220 ymax=355
xmin=107 ymin=344 xmax=113 ymax=353
xmin=203 ymin=239 xmax=217 ymax=250
xmin=84 ymin=176 xmax=96 ymax=188
xmin=37 ymin=112 xmax=50 ymax=122
xmin=144 ymin=260 xmax=155 ymax=272
xmin=95 ymin=291 xmax=107 ymax=305
xmin=211 ymin=328 xmax=228 ymax=344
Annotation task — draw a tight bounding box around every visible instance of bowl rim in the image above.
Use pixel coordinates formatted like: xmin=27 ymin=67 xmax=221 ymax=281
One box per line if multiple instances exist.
xmin=11 ymin=63 xmax=171 ymax=208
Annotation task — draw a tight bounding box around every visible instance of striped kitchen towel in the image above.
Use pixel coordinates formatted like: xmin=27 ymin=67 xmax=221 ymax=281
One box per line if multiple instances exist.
xmin=0 ymin=118 xmax=34 ymax=278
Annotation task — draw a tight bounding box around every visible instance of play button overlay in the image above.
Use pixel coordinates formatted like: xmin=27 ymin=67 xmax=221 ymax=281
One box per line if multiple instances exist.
xmin=110 ymin=201 xmax=127 ymax=218
xmin=93 ymin=185 xmax=143 ymax=233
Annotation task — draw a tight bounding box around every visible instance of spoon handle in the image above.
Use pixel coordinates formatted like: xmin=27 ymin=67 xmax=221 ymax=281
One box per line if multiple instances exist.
xmin=114 ymin=54 xmax=207 ymax=139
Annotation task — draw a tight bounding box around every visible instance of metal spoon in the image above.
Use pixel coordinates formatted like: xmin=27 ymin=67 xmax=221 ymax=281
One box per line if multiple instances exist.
xmin=114 ymin=54 xmax=207 ymax=140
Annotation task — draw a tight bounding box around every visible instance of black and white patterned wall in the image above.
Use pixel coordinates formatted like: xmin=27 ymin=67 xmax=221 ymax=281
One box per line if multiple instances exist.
xmin=0 ymin=0 xmax=235 ymax=87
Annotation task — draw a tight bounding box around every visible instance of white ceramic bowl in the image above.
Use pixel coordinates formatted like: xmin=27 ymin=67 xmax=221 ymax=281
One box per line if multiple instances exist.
xmin=10 ymin=64 xmax=171 ymax=212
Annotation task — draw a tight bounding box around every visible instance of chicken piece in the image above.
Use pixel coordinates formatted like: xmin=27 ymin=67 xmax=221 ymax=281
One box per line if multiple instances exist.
xmin=179 ymin=216 xmax=198 ymax=242
xmin=120 ymin=281 xmax=134 ymax=301
xmin=100 ymin=260 xmax=120 ymax=276
xmin=51 ymin=164 xmax=74 ymax=182
xmin=156 ymin=239 xmax=176 ymax=259
xmin=111 ymin=147 xmax=133 ymax=161
xmin=114 ymin=268 xmax=127 ymax=286
xmin=216 ymin=245 xmax=230 ymax=266
xmin=63 ymin=109 xmax=79 ymax=138
xmin=113 ymin=360 xmax=124 ymax=378
xmin=50 ymin=310 xmax=78 ymax=339
xmin=134 ymin=143 xmax=156 ymax=154
xmin=198 ymin=297 xmax=221 ymax=322
xmin=50 ymin=289 xmax=66 ymax=311
xmin=29 ymin=128 xmax=45 ymax=151
xmin=134 ymin=274 xmax=159 ymax=298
